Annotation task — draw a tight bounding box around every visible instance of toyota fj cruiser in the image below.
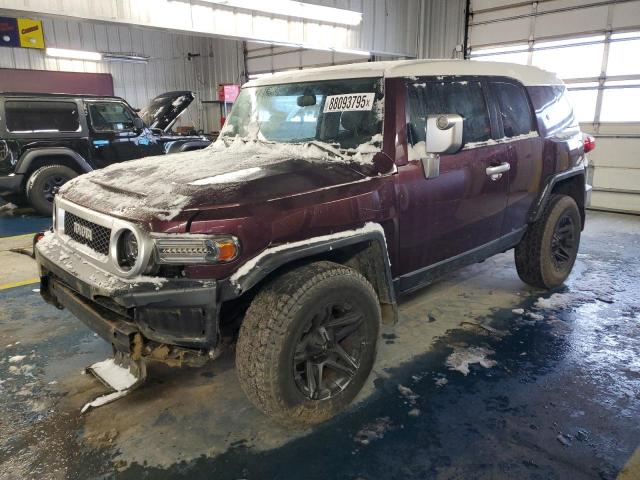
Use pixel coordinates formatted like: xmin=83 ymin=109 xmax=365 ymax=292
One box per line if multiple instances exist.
xmin=0 ymin=91 xmax=210 ymax=215
xmin=36 ymin=60 xmax=593 ymax=426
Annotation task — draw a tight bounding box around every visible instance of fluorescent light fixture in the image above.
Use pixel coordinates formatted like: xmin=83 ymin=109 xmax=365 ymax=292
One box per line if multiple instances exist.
xmin=103 ymin=52 xmax=150 ymax=63
xmin=202 ymin=0 xmax=362 ymax=26
xmin=46 ymin=47 xmax=102 ymax=61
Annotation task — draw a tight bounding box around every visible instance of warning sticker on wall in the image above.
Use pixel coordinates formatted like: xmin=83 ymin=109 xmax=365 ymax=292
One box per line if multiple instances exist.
xmin=17 ymin=18 xmax=44 ymax=49
xmin=323 ymin=93 xmax=375 ymax=113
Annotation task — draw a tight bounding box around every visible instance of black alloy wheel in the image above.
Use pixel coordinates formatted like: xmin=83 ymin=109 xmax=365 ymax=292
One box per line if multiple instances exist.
xmin=293 ymin=300 xmax=365 ymax=401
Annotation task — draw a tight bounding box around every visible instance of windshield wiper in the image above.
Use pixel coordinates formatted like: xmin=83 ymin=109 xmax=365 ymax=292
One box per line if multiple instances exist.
xmin=304 ymin=140 xmax=346 ymax=159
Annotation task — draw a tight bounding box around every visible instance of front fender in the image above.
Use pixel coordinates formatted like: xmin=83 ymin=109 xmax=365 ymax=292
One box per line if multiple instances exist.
xmin=15 ymin=147 xmax=92 ymax=174
xmin=218 ymin=222 xmax=396 ymax=321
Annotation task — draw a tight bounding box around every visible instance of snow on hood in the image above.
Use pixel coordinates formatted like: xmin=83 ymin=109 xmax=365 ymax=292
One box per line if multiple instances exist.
xmin=59 ymin=137 xmax=382 ymax=222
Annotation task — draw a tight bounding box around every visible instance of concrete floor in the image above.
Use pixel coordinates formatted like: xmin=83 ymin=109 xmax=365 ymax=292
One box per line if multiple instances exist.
xmin=0 ymin=209 xmax=639 ymax=479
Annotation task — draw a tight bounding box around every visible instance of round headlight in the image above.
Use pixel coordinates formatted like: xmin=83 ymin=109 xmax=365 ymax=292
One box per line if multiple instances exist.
xmin=117 ymin=230 xmax=139 ymax=270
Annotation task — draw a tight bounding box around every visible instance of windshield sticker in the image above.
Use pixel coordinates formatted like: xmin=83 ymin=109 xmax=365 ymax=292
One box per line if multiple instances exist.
xmin=323 ymin=93 xmax=375 ymax=113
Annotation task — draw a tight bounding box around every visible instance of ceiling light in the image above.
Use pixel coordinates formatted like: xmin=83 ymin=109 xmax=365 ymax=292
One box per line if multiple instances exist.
xmin=202 ymin=0 xmax=362 ymax=26
xmin=46 ymin=47 xmax=102 ymax=61
xmin=103 ymin=53 xmax=150 ymax=63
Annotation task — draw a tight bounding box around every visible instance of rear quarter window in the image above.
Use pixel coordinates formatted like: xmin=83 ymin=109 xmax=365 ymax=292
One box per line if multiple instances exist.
xmin=491 ymin=81 xmax=535 ymax=137
xmin=5 ymin=100 xmax=80 ymax=133
xmin=526 ymin=85 xmax=576 ymax=137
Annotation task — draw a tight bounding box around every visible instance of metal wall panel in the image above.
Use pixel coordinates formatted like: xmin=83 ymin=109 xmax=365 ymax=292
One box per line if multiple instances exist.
xmin=417 ymin=0 xmax=467 ymax=59
xmin=0 ymin=17 xmax=244 ymax=132
xmin=0 ymin=0 xmax=420 ymax=57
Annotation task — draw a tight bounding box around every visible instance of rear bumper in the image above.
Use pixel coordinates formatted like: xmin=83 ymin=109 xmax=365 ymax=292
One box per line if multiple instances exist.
xmin=36 ymin=234 xmax=219 ymax=358
xmin=0 ymin=174 xmax=23 ymax=196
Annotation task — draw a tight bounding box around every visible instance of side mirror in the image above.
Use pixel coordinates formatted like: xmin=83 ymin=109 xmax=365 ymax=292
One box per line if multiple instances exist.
xmin=133 ymin=117 xmax=145 ymax=131
xmin=425 ymin=114 xmax=463 ymax=154
xmin=421 ymin=114 xmax=463 ymax=179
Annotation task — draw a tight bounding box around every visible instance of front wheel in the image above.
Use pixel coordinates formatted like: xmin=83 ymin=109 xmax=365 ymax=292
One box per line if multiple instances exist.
xmin=26 ymin=164 xmax=77 ymax=216
xmin=235 ymin=261 xmax=381 ymax=426
xmin=515 ymin=194 xmax=581 ymax=289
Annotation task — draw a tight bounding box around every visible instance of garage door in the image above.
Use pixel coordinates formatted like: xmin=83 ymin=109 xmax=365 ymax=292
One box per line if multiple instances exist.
xmin=245 ymin=41 xmax=371 ymax=79
xmin=468 ymin=0 xmax=640 ymax=214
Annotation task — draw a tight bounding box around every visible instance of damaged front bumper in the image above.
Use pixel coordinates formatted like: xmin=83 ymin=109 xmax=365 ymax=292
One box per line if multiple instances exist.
xmin=36 ymin=234 xmax=220 ymax=366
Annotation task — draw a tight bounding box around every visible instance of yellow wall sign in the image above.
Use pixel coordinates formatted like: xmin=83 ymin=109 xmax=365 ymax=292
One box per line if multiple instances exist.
xmin=17 ymin=18 xmax=44 ymax=49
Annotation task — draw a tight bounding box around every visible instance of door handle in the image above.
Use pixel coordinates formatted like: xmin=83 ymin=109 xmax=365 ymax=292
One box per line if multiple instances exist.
xmin=485 ymin=162 xmax=511 ymax=176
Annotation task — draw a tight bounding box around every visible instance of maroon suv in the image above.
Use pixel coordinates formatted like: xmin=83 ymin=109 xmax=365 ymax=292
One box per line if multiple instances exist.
xmin=36 ymin=60 xmax=593 ymax=425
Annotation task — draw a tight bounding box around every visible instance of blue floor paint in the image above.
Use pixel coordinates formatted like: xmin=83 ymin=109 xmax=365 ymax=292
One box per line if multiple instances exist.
xmin=0 ymin=214 xmax=51 ymax=237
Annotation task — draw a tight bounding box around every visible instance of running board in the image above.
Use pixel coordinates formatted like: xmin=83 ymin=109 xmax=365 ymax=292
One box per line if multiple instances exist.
xmin=81 ymin=352 xmax=147 ymax=413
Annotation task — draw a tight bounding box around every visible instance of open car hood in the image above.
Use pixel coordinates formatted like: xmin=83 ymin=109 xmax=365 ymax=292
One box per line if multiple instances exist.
xmin=138 ymin=91 xmax=195 ymax=132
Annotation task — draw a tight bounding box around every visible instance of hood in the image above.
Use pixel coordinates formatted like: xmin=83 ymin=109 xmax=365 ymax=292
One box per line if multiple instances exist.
xmin=59 ymin=139 xmax=378 ymax=223
xmin=138 ymin=91 xmax=195 ymax=132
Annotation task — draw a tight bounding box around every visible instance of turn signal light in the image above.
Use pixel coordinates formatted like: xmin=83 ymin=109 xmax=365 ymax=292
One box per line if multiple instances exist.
xmin=583 ymin=134 xmax=596 ymax=153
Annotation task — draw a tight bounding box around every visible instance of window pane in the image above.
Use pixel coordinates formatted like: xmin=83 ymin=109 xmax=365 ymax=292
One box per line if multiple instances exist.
xmin=89 ymin=103 xmax=136 ymax=132
xmin=532 ymin=42 xmax=604 ymax=79
xmin=565 ymin=88 xmax=598 ymax=122
xmin=5 ymin=101 xmax=79 ymax=133
xmin=600 ymin=87 xmax=640 ymax=122
xmin=607 ymin=39 xmax=640 ymax=76
xmin=492 ymin=82 xmax=534 ymax=137
xmin=407 ymin=80 xmax=491 ymax=146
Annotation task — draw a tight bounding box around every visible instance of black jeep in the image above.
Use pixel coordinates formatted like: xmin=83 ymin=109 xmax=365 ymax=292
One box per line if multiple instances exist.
xmin=0 ymin=91 xmax=211 ymax=215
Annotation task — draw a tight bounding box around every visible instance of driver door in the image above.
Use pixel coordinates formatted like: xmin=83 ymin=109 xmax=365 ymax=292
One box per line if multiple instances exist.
xmin=396 ymin=77 xmax=510 ymax=282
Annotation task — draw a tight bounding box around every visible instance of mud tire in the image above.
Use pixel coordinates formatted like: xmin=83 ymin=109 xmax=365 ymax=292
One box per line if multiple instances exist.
xmin=515 ymin=194 xmax=581 ymax=289
xmin=236 ymin=261 xmax=381 ymax=427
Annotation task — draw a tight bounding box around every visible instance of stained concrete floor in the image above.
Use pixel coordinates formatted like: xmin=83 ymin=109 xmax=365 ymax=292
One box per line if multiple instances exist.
xmin=0 ymin=210 xmax=639 ymax=479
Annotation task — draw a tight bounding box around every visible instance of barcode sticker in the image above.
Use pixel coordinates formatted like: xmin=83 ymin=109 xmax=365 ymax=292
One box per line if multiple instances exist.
xmin=323 ymin=93 xmax=375 ymax=113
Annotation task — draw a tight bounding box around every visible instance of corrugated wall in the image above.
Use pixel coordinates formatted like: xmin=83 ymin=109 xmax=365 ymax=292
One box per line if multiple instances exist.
xmin=0 ymin=17 xmax=244 ymax=133
xmin=417 ymin=0 xmax=467 ymax=59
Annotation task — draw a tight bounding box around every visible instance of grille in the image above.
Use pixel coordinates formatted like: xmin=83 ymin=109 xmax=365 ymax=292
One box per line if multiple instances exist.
xmin=64 ymin=212 xmax=111 ymax=256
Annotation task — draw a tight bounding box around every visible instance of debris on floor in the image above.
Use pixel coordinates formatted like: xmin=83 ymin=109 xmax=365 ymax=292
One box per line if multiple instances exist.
xmin=446 ymin=346 xmax=497 ymax=376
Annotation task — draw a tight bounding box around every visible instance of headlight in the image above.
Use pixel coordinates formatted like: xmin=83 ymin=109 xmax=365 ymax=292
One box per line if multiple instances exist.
xmin=117 ymin=229 xmax=139 ymax=270
xmin=154 ymin=235 xmax=240 ymax=264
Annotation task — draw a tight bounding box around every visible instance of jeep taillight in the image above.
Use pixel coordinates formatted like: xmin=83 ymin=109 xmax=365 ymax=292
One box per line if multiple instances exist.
xmin=583 ymin=134 xmax=596 ymax=153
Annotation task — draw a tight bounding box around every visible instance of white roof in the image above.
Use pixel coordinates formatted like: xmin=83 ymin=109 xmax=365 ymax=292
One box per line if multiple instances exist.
xmin=245 ymin=59 xmax=563 ymax=87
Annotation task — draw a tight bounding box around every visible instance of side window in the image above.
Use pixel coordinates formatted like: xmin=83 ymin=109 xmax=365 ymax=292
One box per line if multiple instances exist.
xmin=491 ymin=82 xmax=535 ymax=137
xmin=5 ymin=101 xmax=79 ymax=133
xmin=407 ymin=79 xmax=492 ymax=147
xmin=88 ymin=102 xmax=137 ymax=132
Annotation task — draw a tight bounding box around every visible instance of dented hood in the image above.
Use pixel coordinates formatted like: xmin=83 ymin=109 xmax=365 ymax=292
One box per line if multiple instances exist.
xmin=58 ymin=140 xmax=373 ymax=223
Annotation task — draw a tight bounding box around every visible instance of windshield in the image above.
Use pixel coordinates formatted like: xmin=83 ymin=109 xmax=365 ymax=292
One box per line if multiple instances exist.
xmin=220 ymin=77 xmax=384 ymax=151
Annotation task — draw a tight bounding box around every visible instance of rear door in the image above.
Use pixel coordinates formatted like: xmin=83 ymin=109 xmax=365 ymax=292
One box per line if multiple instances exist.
xmin=397 ymin=77 xmax=510 ymax=275
xmin=488 ymin=79 xmax=544 ymax=235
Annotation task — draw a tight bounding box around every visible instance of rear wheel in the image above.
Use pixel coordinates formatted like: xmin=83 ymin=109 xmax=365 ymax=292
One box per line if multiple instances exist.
xmin=26 ymin=164 xmax=77 ymax=216
xmin=515 ymin=194 xmax=581 ymax=289
xmin=236 ymin=261 xmax=381 ymax=426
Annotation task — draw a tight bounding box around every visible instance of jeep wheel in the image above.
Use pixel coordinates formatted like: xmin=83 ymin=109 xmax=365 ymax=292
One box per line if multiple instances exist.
xmin=236 ymin=261 xmax=381 ymax=426
xmin=26 ymin=165 xmax=77 ymax=216
xmin=515 ymin=194 xmax=581 ymax=289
